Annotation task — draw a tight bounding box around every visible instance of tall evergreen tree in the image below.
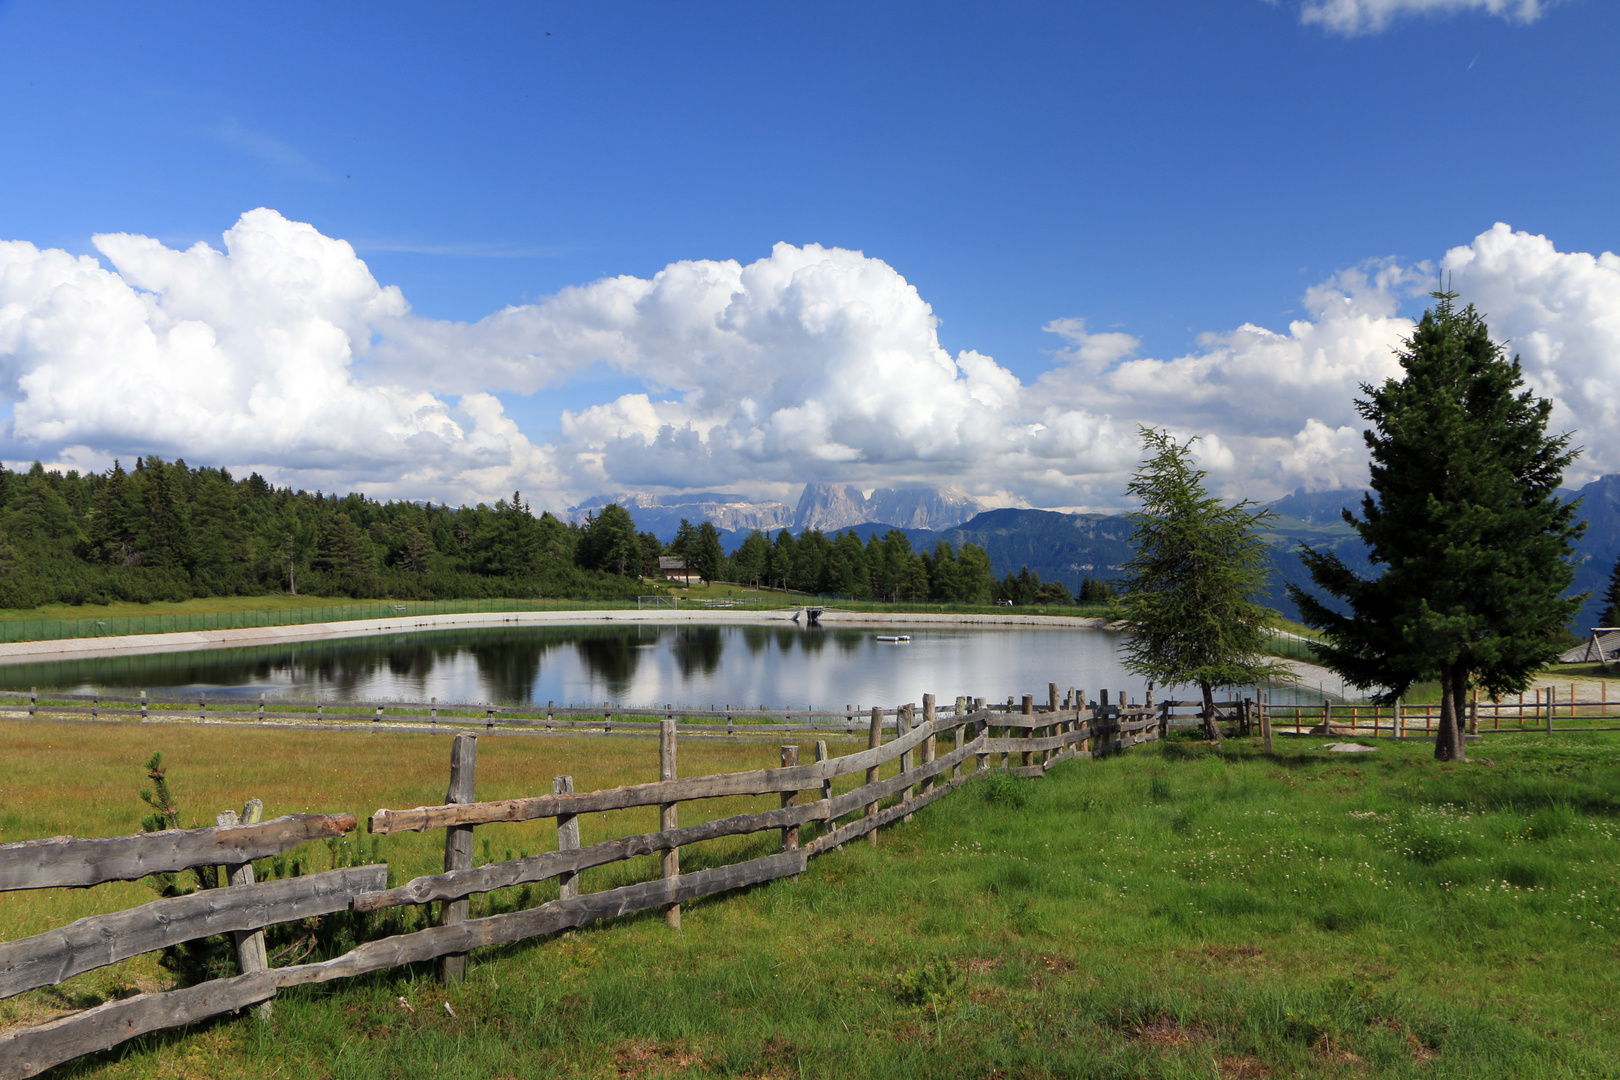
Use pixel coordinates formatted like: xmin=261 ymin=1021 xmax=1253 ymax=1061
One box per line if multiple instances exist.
xmin=732 ymin=529 xmax=771 ymax=587
xmin=1290 ymin=294 xmax=1583 ymax=762
xmin=1119 ymin=428 xmax=1291 ymax=742
xmin=928 ymin=541 xmax=962 ymax=601
xmin=575 ymin=504 xmax=641 ymax=576
xmin=767 ymin=529 xmax=796 ymax=591
xmin=694 ymin=521 xmax=726 ymax=584
xmin=85 ymin=460 xmax=142 ymax=565
xmin=833 ymin=530 xmax=872 ymax=598
xmin=956 ymin=543 xmax=994 ymax=604
xmin=139 ymin=458 xmax=193 ymax=571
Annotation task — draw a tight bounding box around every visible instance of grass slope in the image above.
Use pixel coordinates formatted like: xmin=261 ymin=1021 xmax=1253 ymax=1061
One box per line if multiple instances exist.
xmin=7 ymin=726 xmax=1619 ymax=1078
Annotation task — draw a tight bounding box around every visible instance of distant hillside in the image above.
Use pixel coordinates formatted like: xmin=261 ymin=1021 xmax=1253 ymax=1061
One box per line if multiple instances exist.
xmin=1564 ymin=474 xmax=1620 ymax=631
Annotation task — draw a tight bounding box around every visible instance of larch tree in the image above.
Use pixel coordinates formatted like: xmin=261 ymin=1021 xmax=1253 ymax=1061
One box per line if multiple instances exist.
xmin=1118 ymin=428 xmax=1293 ymax=741
xmin=1289 ymin=293 xmax=1584 ymax=762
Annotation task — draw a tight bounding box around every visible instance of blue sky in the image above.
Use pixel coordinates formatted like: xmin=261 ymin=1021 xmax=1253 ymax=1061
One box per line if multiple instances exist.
xmin=2 ymin=0 xmax=1617 ymax=512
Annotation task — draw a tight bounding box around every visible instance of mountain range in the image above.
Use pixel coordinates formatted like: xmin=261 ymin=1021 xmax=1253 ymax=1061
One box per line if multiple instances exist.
xmin=589 ymin=475 xmax=1620 ymax=632
xmin=569 ymin=483 xmax=980 ymax=538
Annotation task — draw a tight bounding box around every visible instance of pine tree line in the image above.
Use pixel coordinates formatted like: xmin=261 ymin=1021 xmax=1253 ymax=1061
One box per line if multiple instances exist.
xmin=661 ymin=513 xmax=1097 ymax=605
xmin=0 ymin=457 xmax=654 ymax=608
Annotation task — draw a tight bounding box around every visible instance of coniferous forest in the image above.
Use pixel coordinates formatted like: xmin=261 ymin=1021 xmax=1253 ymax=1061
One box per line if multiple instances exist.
xmin=0 ymin=457 xmax=650 ymax=609
xmin=0 ymin=456 xmax=1062 ymax=611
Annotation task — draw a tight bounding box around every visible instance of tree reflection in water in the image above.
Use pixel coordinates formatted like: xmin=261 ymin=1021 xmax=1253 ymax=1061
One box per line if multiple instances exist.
xmin=573 ymin=634 xmax=640 ymax=695
xmin=672 ymin=626 xmax=723 ymax=677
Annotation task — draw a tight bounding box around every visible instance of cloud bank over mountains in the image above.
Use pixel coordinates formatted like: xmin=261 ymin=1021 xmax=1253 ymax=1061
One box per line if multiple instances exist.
xmin=1 ymin=209 xmax=1616 ymax=513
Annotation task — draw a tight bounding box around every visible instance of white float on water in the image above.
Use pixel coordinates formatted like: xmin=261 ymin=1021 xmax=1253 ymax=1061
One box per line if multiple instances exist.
xmin=875 ymin=635 xmax=912 ymax=643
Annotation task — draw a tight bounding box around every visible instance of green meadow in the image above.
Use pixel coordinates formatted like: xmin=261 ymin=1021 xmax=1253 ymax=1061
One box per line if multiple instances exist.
xmin=4 ymin=720 xmax=1618 ymax=1079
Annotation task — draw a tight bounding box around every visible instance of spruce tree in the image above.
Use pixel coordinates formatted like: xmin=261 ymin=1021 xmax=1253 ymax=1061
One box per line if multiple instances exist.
xmin=694 ymin=521 xmax=725 ymax=584
xmin=1119 ymin=428 xmax=1292 ymax=741
xmin=1290 ymin=293 xmax=1584 ymax=762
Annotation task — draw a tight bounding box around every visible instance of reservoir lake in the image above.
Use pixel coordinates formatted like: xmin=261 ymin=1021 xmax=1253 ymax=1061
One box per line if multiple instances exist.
xmin=0 ymin=623 xmax=1347 ymax=708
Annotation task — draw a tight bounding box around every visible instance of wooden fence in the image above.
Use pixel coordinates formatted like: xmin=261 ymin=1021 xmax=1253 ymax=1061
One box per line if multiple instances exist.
xmin=1253 ymin=682 xmax=1620 ymax=738
xmin=0 ymin=685 xmax=1162 ymax=1079
xmin=0 ymin=688 xmax=966 ymax=738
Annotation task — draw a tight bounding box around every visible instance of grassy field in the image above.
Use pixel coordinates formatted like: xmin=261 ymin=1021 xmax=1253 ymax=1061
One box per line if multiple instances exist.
xmin=4 ymin=719 xmax=1619 ymax=1078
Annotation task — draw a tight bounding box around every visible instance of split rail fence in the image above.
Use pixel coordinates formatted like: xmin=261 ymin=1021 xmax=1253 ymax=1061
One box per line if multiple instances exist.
xmin=0 ymin=689 xmax=1001 ymax=738
xmin=1249 ymin=682 xmax=1620 ymax=738
xmin=0 ymin=685 xmax=1162 ymax=1079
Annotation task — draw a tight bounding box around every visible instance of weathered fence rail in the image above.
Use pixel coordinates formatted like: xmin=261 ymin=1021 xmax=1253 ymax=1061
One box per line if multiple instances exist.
xmin=0 ymin=688 xmax=972 ymax=738
xmin=1 ymin=683 xmax=1157 ymax=1078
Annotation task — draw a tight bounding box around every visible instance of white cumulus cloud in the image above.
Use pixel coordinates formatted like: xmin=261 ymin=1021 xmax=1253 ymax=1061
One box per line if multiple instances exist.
xmin=1297 ymin=0 xmax=1551 ymax=35
xmin=0 ymin=208 xmax=550 ymax=503
xmin=1444 ymin=223 xmax=1620 ymax=474
xmin=1 ymin=211 xmax=1615 ymax=513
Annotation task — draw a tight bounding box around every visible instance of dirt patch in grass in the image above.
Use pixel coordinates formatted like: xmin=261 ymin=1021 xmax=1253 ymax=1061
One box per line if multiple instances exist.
xmin=1216 ymin=1054 xmax=1273 ymax=1078
xmin=1201 ymin=944 xmax=1265 ymax=965
xmin=1313 ymin=1041 xmax=1367 ymax=1068
xmin=615 ymin=1038 xmax=705 ymax=1077
xmin=1131 ymin=1011 xmax=1211 ymax=1048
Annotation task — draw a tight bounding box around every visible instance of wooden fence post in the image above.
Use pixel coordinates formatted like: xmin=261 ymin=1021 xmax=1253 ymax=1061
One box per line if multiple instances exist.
xmin=142 ymin=690 xmax=149 ymax=722
xmin=661 ymin=718 xmax=680 ymax=929
xmin=866 ymin=706 xmax=883 ymax=846
xmin=814 ymin=736 xmax=832 ymax=805
xmin=219 ymin=798 xmax=271 ymax=1019
xmin=780 ymin=744 xmax=800 ymax=852
xmin=953 ymin=697 xmax=967 ymax=779
xmin=920 ymin=694 xmax=937 ymax=799
xmin=554 ymin=775 xmax=579 ymax=900
xmin=1261 ymin=694 xmax=1274 ymax=754
xmin=898 ymin=704 xmax=914 ymax=800
xmin=974 ymin=698 xmax=988 ymax=771
xmin=1098 ymin=689 xmax=1110 ymax=757
xmin=1045 ymin=684 xmax=1058 ymax=766
xmin=439 ymin=732 xmax=477 ymax=984
xmin=1021 ymin=695 xmax=1034 ymax=768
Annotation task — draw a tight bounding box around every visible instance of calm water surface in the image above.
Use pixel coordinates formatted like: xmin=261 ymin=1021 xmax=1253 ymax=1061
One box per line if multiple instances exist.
xmin=0 ymin=624 xmax=1346 ymax=707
